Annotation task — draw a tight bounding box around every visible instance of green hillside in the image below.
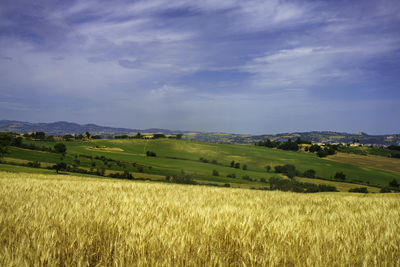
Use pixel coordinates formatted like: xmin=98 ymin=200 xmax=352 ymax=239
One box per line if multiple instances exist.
xmin=2 ymin=138 xmax=399 ymax=190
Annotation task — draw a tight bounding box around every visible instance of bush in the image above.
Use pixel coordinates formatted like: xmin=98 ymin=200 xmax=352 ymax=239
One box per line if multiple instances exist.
xmin=349 ymin=187 xmax=368 ymax=193
xmin=242 ymin=164 xmax=247 ymax=170
xmin=146 ymin=151 xmax=156 ymax=157
xmin=212 ymin=170 xmax=219 ymax=176
xmin=226 ymin=173 xmax=236 ymax=178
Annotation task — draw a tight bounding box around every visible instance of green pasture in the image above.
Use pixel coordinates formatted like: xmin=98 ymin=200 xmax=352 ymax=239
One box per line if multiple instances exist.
xmin=7 ymin=139 xmax=400 ymax=187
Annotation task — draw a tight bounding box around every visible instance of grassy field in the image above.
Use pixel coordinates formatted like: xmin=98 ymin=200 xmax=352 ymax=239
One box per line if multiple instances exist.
xmin=0 ymin=171 xmax=399 ymax=266
xmin=7 ymin=138 xmax=399 ymax=190
xmin=328 ymin=152 xmax=400 ymax=173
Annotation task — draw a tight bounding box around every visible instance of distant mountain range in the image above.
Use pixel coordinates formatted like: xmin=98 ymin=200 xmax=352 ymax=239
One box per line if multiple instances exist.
xmin=183 ymin=131 xmax=400 ymax=146
xmin=1 ymin=120 xmax=399 ymax=145
xmin=0 ymin=120 xmax=189 ymax=136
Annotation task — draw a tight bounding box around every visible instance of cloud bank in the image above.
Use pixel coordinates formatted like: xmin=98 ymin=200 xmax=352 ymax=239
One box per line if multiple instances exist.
xmin=0 ymin=0 xmax=399 ymax=134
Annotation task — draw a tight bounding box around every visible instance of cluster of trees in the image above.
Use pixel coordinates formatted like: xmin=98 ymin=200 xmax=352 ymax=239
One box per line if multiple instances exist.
xmin=0 ymin=132 xmax=13 ymax=157
xmin=199 ymin=158 xmax=222 ymax=165
xmin=305 ymin=144 xmax=336 ymax=157
xmin=23 ymin=131 xmax=101 ymax=141
xmin=379 ymin=179 xmax=399 ymax=193
xmin=387 ymin=145 xmax=400 ymax=158
xmin=63 ymin=132 xmax=100 ymax=140
xmin=269 ymin=177 xmax=338 ymax=193
xmin=108 ymin=170 xmax=134 ymax=179
xmin=274 ymin=164 xmax=298 ymax=178
xmin=256 ymin=138 xmax=311 ymax=151
xmin=114 ymin=133 xmax=183 ymax=139
xmin=229 ymin=160 xmax=247 ymax=170
xmin=273 ymin=163 xmax=349 ymax=182
xmin=334 ymin=171 xmax=346 ymax=180
xmin=23 ymin=132 xmax=48 ymax=140
xmin=349 ymin=187 xmax=368 ymax=193
xmin=165 ymin=173 xmax=196 ymax=184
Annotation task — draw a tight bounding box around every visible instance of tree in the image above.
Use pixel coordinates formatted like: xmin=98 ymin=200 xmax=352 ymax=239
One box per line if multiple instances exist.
xmin=54 ymin=143 xmax=66 ymax=154
xmin=11 ymin=136 xmax=23 ymax=147
xmin=37 ymin=132 xmax=46 ymax=140
xmin=0 ymin=132 xmax=12 ymax=157
xmin=153 ymin=134 xmax=166 ymax=139
xmin=212 ymin=170 xmax=219 ymax=176
xmin=176 ymin=134 xmax=183 ymax=139
xmin=334 ymin=171 xmax=346 ymax=180
xmin=85 ymin=132 xmax=91 ymax=139
xmin=265 ymin=165 xmax=271 ymax=172
xmin=53 ymin=162 xmax=67 ymax=174
xmin=242 ymin=164 xmax=247 ymax=170
xmin=303 ymin=169 xmax=316 ymax=178
xmin=389 ymin=179 xmax=399 ymax=188
xmin=380 ymin=187 xmax=391 ymax=193
xmin=349 ymin=187 xmax=368 ymax=193
xmin=230 ymin=160 xmax=235 ymax=168
xmin=146 ymin=151 xmax=156 ymax=157
xmin=274 ymin=164 xmax=297 ymax=179
xmin=63 ymin=134 xmax=74 ymax=141
xmin=234 ymin=162 xmax=240 ymax=169
xmin=309 ymin=144 xmax=322 ymax=153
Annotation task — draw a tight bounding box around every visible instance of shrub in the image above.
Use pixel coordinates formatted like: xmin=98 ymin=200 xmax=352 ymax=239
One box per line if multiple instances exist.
xmin=146 ymin=151 xmax=156 ymax=157
xmin=226 ymin=173 xmax=236 ymax=178
xmin=212 ymin=170 xmax=219 ymax=176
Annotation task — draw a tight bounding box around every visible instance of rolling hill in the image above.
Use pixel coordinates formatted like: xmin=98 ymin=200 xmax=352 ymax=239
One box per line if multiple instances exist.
xmin=1 ymin=119 xmax=399 ymax=145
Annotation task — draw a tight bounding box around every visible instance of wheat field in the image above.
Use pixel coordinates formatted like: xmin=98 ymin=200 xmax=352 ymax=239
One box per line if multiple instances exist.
xmin=1 ymin=171 xmax=399 ymax=266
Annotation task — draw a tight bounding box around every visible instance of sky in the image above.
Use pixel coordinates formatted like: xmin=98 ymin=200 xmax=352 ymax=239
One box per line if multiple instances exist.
xmin=0 ymin=0 xmax=399 ymax=134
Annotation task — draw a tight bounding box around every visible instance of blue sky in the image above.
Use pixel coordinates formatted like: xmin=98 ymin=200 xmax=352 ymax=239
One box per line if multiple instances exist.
xmin=0 ymin=0 xmax=399 ymax=134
